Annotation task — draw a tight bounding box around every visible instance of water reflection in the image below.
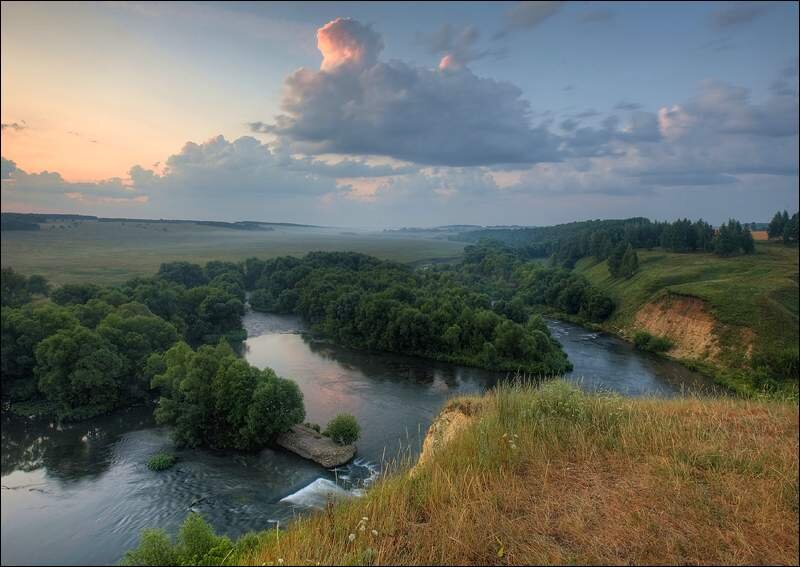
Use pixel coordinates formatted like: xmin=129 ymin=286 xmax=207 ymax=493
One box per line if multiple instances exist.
xmin=2 ymin=310 xmax=714 ymax=566
xmin=1 ymin=406 xmax=154 ymax=480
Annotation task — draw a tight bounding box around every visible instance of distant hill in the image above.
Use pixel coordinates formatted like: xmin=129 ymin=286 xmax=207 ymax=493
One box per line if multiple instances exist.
xmin=1 ymin=212 xmax=324 ymax=231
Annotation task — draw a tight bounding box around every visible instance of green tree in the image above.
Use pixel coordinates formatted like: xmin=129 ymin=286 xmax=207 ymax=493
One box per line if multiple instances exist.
xmin=1 ymin=267 xmax=31 ymax=307
xmin=152 ymin=341 xmax=304 ymax=449
xmin=26 ymin=275 xmax=51 ymax=296
xmin=607 ymin=241 xmax=628 ymax=278
xmin=35 ymin=326 xmax=126 ymax=419
xmin=768 ymin=210 xmax=788 ymax=239
xmin=51 ymin=283 xmax=101 ymax=306
xmin=158 ymin=262 xmax=208 ymax=288
xmin=741 ymin=229 xmax=755 ymax=254
xmin=620 ymin=244 xmax=639 ymax=278
xmin=97 ymin=307 xmax=178 ymax=399
xmin=782 ymin=213 xmax=799 ymax=244
xmin=1 ymin=304 xmax=79 ymax=388
xmin=324 ymin=413 xmax=360 ymax=445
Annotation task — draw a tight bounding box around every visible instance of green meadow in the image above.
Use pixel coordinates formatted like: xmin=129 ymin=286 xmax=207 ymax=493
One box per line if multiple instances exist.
xmin=574 ymin=242 xmax=799 ymax=380
xmin=1 ymin=220 xmax=466 ymax=285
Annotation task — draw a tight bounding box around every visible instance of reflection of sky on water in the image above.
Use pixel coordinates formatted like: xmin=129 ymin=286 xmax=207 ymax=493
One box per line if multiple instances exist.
xmin=2 ymin=310 xmax=714 ymax=566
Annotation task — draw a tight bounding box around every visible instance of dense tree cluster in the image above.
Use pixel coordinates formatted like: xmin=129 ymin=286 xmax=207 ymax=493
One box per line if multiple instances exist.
xmin=713 ymin=219 xmax=755 ymax=257
xmin=1 ymin=262 xmax=247 ymax=420
xmin=1 ymin=267 xmax=51 ymax=307
xmin=449 ymin=242 xmax=615 ymax=323
xmin=458 ymin=215 xmax=774 ymax=270
xmin=247 ymin=251 xmax=572 ymax=375
xmin=659 ymin=219 xmax=715 ymax=253
xmin=150 ymin=341 xmax=305 ymax=449
xmin=768 ymin=210 xmax=799 ymax=244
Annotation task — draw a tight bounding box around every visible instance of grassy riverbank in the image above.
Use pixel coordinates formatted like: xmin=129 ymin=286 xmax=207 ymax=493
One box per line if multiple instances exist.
xmin=126 ymin=380 xmax=799 ymax=565
xmin=573 ymin=243 xmax=799 ymax=397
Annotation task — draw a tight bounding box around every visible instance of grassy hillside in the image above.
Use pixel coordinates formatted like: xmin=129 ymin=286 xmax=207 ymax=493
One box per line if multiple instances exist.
xmin=573 ymin=243 xmax=799 ymax=393
xmin=126 ymin=381 xmax=798 ymax=565
xmin=0 ymin=220 xmax=464 ymax=285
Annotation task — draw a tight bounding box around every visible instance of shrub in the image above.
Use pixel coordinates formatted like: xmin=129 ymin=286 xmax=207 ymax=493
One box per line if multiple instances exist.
xmin=122 ymin=513 xmax=235 ymax=566
xmin=147 ymin=452 xmax=177 ymax=471
xmin=324 ymin=413 xmax=360 ymax=445
xmin=633 ymin=331 xmax=673 ymax=353
xmin=120 ymin=529 xmax=179 ymax=566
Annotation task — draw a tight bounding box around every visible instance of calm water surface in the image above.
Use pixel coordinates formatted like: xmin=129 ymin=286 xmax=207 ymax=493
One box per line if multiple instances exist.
xmin=1 ymin=311 xmax=712 ymax=565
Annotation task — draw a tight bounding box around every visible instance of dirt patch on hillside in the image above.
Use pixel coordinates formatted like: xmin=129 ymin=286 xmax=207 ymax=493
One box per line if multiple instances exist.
xmin=634 ymin=295 xmax=722 ymax=361
xmin=411 ymin=398 xmax=480 ymax=477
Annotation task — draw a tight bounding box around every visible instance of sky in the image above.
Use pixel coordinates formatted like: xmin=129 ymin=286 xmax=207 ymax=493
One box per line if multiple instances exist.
xmin=1 ymin=1 xmax=798 ymax=227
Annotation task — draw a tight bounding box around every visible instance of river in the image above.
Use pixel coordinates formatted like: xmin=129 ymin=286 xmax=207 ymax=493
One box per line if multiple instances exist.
xmin=1 ymin=311 xmax=713 ymax=565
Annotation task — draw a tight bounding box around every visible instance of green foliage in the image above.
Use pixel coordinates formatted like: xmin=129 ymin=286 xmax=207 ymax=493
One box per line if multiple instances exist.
xmin=120 ymin=529 xmax=180 ymax=566
xmin=324 ymin=413 xmax=361 ymax=445
xmin=248 ymin=250 xmax=572 ymax=375
xmin=2 ymin=260 xmax=241 ymax=420
xmin=713 ymin=219 xmax=755 ymax=257
xmin=1 ymin=267 xmax=50 ymax=307
xmin=768 ymin=210 xmax=791 ymax=239
xmin=25 ymin=274 xmax=51 ymax=296
xmin=157 ymin=261 xmax=208 ymax=288
xmin=121 ymin=513 xmax=240 ymax=566
xmin=147 ymin=452 xmax=177 ymax=471
xmin=51 ymin=283 xmax=101 ymax=305
xmin=633 ymin=331 xmax=674 ymax=353
xmin=440 ymin=241 xmax=614 ymax=328
xmin=152 ymin=341 xmax=305 ymax=449
xmin=2 ymin=303 xmax=79 ymax=384
xmin=35 ymin=326 xmax=126 ymax=420
xmin=620 ymin=244 xmax=639 ymax=279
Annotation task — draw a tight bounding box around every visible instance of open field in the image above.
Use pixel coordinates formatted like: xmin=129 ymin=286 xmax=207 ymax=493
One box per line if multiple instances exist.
xmin=575 ymin=243 xmax=799 ymax=356
xmin=1 ymin=220 xmax=466 ymax=285
xmin=222 ymin=381 xmax=798 ymax=566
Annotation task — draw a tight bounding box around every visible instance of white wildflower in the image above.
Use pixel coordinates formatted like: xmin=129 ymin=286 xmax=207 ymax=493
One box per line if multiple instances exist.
xmin=348 ymin=533 xmax=356 ymax=542
xmin=371 ymin=529 xmax=379 ymax=536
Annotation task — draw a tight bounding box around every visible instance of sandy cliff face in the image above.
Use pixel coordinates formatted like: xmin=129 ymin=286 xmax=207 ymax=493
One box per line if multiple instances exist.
xmin=634 ymin=295 xmax=722 ymax=360
xmin=411 ymin=398 xmax=480 ymax=477
xmin=633 ymin=294 xmax=754 ymax=362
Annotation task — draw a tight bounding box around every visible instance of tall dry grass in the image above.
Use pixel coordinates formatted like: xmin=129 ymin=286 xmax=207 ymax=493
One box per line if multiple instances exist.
xmin=242 ymin=380 xmax=799 ymax=565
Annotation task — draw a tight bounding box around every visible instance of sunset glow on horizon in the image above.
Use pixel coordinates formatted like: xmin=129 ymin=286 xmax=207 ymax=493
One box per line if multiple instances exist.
xmin=2 ymin=1 xmax=798 ymax=226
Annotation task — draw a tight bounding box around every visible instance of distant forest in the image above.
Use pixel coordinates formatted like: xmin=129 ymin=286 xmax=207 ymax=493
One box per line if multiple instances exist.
xmin=454 ymin=211 xmax=799 ymax=267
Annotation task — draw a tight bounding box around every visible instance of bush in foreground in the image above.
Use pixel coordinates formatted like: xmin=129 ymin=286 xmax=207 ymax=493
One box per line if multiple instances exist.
xmin=121 ymin=513 xmax=261 ymax=566
xmin=324 ymin=413 xmax=360 ymax=445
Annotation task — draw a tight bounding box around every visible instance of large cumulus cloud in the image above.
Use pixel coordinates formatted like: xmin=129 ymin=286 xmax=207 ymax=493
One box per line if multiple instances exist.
xmin=259 ymin=18 xmax=561 ymax=167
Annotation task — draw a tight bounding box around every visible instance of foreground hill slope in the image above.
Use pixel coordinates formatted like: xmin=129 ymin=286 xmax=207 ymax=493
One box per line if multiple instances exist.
xmin=229 ymin=381 xmax=797 ymax=566
xmin=573 ymin=243 xmax=799 ymax=395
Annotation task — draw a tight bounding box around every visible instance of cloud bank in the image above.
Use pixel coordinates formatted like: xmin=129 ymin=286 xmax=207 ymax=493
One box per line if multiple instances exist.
xmin=259 ymin=17 xmax=560 ymax=167
xmin=2 ymin=16 xmax=798 ymax=226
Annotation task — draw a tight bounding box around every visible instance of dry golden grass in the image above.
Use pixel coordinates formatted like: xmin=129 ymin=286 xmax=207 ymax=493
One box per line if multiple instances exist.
xmin=242 ymin=381 xmax=799 ymax=566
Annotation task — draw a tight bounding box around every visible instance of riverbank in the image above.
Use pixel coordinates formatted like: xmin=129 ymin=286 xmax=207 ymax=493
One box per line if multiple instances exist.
xmin=0 ymin=311 xmax=741 ymax=564
xmin=231 ymin=380 xmax=798 ymax=566
xmin=573 ymin=243 xmax=799 ymax=398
